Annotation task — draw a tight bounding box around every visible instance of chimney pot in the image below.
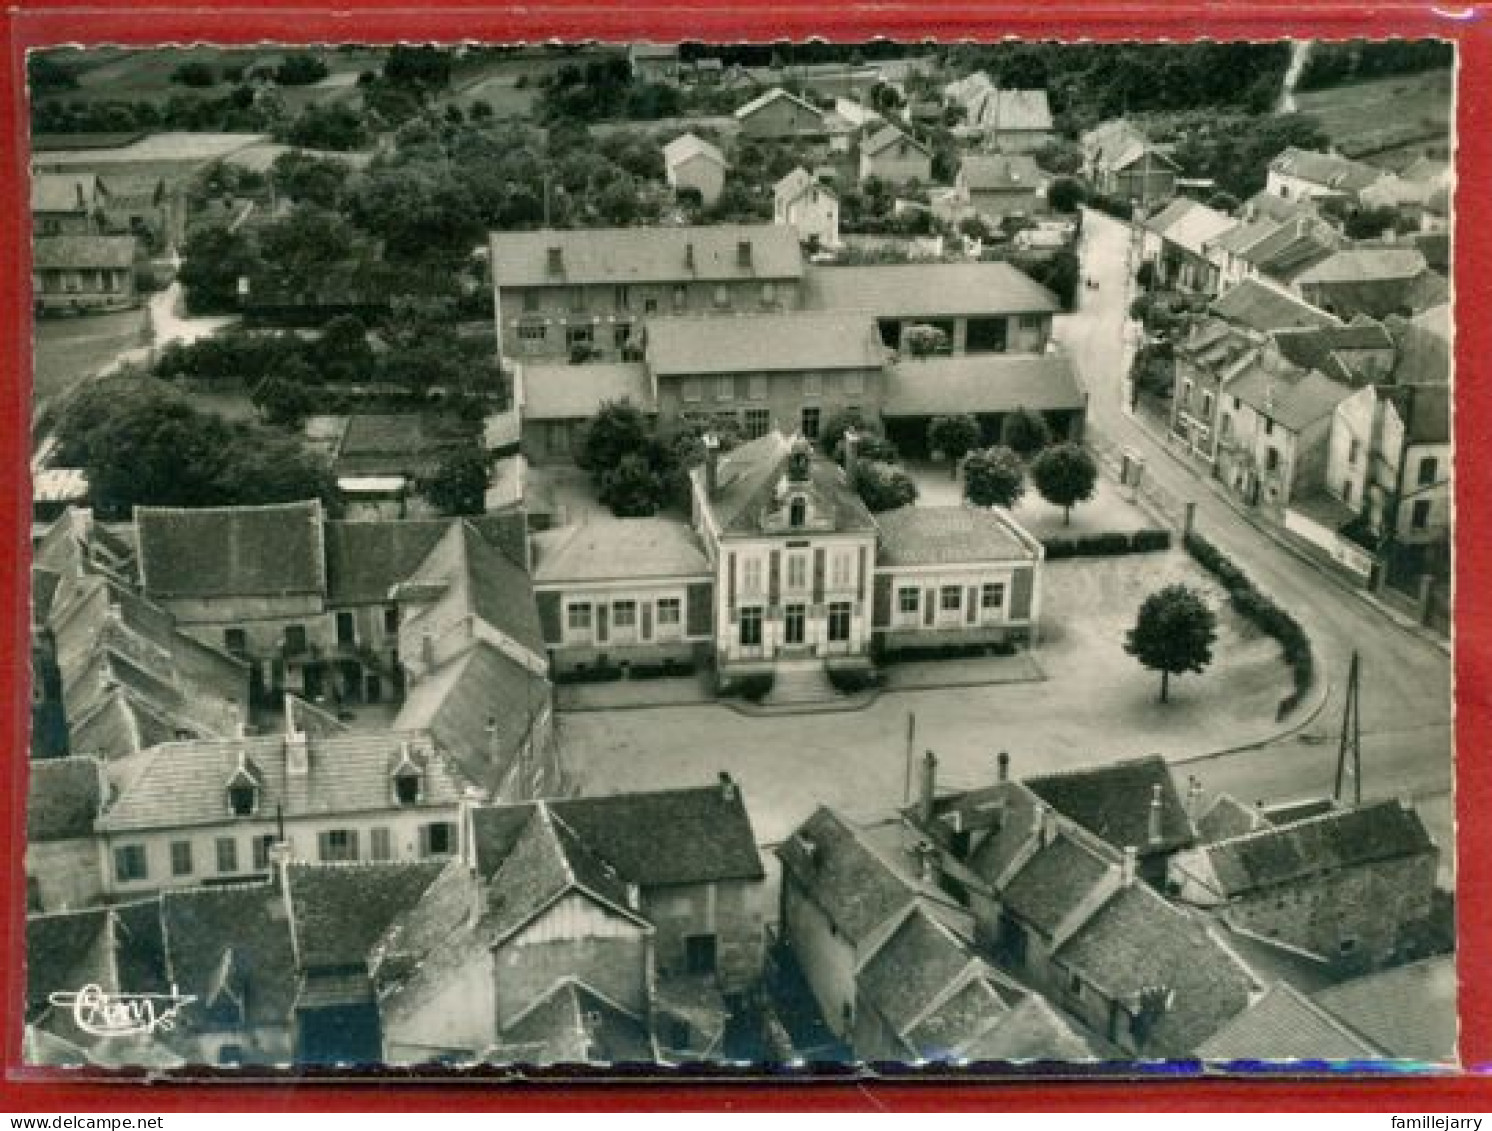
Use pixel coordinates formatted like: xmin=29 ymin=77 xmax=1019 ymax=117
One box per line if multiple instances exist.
xmin=1147 ymin=783 xmax=1165 ymax=846
xmin=718 ymin=771 xmax=737 ymax=803
xmin=997 ymin=751 xmax=1010 ymax=783
xmin=842 ymin=429 xmax=859 ymax=479
xmin=702 ymin=433 xmax=720 ymax=497
xmin=917 ymin=841 xmax=939 ymax=885
xmin=1122 ymin=845 xmax=1138 ymax=887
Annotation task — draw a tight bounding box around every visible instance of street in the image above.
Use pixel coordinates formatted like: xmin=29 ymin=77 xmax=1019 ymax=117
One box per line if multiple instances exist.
xmin=1059 ymin=210 xmax=1455 ymax=868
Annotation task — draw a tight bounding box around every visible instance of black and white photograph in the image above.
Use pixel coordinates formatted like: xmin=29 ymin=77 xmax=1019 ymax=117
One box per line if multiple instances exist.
xmin=20 ymin=37 xmax=1456 ymax=1073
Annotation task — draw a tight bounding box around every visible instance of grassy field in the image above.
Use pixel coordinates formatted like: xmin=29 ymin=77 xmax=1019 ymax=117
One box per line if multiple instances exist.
xmin=1293 ymin=69 xmax=1454 ymax=166
xmin=32 ymin=307 xmax=149 ymax=410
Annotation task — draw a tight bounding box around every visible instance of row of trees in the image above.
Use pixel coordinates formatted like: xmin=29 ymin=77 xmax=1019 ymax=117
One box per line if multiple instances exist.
xmin=1296 ymin=40 xmax=1454 ymax=92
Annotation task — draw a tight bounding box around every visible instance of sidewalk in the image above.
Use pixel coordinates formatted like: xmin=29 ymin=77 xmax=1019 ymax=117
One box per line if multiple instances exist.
xmin=1121 ymin=403 xmax=1451 ymax=657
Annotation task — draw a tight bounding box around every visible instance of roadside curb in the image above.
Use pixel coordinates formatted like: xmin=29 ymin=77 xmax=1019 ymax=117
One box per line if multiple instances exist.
xmin=1174 ymin=674 xmax=1334 ymax=765
xmin=1125 ymin=408 xmax=1451 ymax=658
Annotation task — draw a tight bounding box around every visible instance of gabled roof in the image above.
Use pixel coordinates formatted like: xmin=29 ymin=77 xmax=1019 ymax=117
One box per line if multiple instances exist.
xmin=949 ymin=81 xmax=1052 ymax=133
xmin=520 ymin=362 xmax=655 ymax=420
xmin=857 ymin=906 xmax=986 ymax=1048
xmin=956 ymin=994 xmax=1098 ymax=1062
xmin=493 ymin=978 xmax=655 ymax=1065
xmin=400 ymin=520 xmax=546 ymax=660
xmin=1242 ymin=189 xmax=1321 ymax=225
xmin=777 ymin=807 xmax=920 ymax=946
xmin=1271 ymin=322 xmax=1395 ymax=383
xmin=1195 ymin=793 xmax=1269 ymax=845
xmin=1208 ymin=217 xmax=1281 ymax=257
xmin=1241 ymin=220 xmax=1342 ymax=282
xmin=1055 ymin=881 xmax=1259 ymax=1055
xmin=700 ymin=430 xmax=877 ymax=537
xmin=959 ymin=153 xmax=1045 ymax=193
xmin=392 ymin=642 xmax=549 ymax=787
xmin=881 ymin=354 xmax=1086 ymax=418
xmin=159 ymin=883 xmax=296 ymax=1030
xmin=1270 ymin=148 xmax=1386 ymax=194
xmin=1311 ymin=956 xmax=1456 ymax=1062
xmin=31 ymin=172 xmax=102 ymax=213
xmin=1081 ymin=119 xmax=1153 ymax=167
xmin=862 ymin=124 xmax=930 ymax=160
xmin=32 ymin=234 xmax=137 ymax=270
xmin=490 ymin=225 xmax=804 ymax=289
xmin=136 ymin=500 xmax=327 ymax=601
xmin=661 ymin=132 xmax=726 ymax=169
xmin=1381 ymin=383 xmax=1450 ymax=446
xmin=1211 ymin=279 xmax=1339 ymax=334
xmin=1196 ymin=981 xmax=1382 ymax=1061
xmin=774 ymin=165 xmax=835 ymax=204
xmin=1297 ymin=248 xmax=1429 ymax=286
xmin=532 ymin=518 xmax=710 ymax=583
xmin=26 ymin=909 xmax=114 ymax=1021
xmin=1148 ymin=200 xmax=1236 ymax=258
xmin=548 ymin=781 xmax=765 ymax=887
xmin=1026 ymin=755 xmax=1196 ymax=858
xmin=734 ymin=86 xmax=825 ymax=125
xmin=874 ymin=506 xmax=1037 ymax=568
xmin=646 ymin=311 xmax=883 ymax=376
xmin=1199 ymin=799 xmax=1435 ymax=899
xmin=322 ymin=518 xmax=452 ymax=605
xmin=285 ymin=862 xmax=448 ymax=971
xmin=1226 ymin=360 xmax=1354 ymax=432
xmin=95 ymin=730 xmax=470 ymax=833
xmin=1001 ymin=831 xmax=1116 ymax=936
xmin=805 ymin=262 xmax=1060 ymax=318
xmin=27 ymin=756 xmax=105 ymax=842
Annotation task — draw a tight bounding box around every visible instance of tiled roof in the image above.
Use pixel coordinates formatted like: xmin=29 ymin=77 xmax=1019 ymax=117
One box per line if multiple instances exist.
xmin=1311 ymin=956 xmax=1456 ymax=1062
xmin=1242 ymin=190 xmax=1321 ymax=225
xmin=495 ymin=979 xmax=655 ymax=1065
xmin=33 ymin=234 xmax=137 ymax=270
xmin=159 ymin=883 xmax=297 ymax=1029
xmin=776 ymin=807 xmax=918 ymax=946
xmin=1209 ymin=218 xmax=1281 ymax=256
xmin=1055 ymin=883 xmax=1258 ymax=1055
xmin=520 ymin=362 xmax=655 ymax=420
xmin=645 ymin=312 xmax=883 ymax=376
xmin=95 ymin=730 xmax=470 ymax=833
xmin=1195 ymin=794 xmax=1269 ymax=845
xmin=468 ymin=782 xmax=764 ymax=890
xmin=113 ymin=898 xmax=170 ymax=998
xmin=1025 ymin=754 xmax=1195 ymax=858
xmin=1242 ymin=221 xmax=1342 ymax=283
xmin=702 ymin=431 xmax=877 ymax=537
xmin=322 ymin=518 xmax=451 ymax=605
xmin=490 ymin=225 xmax=803 ymax=289
xmin=964 ymin=85 xmax=1053 ymax=134
xmin=959 ymin=153 xmax=1045 ymax=193
xmin=958 ymin=994 xmax=1098 ymax=1062
xmin=1201 ymin=799 xmax=1436 ymax=899
xmin=863 ymin=124 xmax=930 ymax=159
xmin=1226 ymin=361 xmax=1354 ymax=432
xmin=901 ymin=974 xmax=1011 ymax=1059
xmin=27 ymin=756 xmax=104 ymax=842
xmin=661 ymin=132 xmax=726 ymax=169
xmin=881 ymin=354 xmax=1086 ymax=417
xmin=1212 ymin=279 xmax=1339 ymax=333
xmin=1271 ymin=322 xmax=1395 ymax=383
xmin=735 ymin=87 xmax=824 ymax=124
xmin=532 ymin=518 xmax=710 ymax=583
xmin=31 ymin=172 xmax=100 ymax=212
xmin=1081 ymin=119 xmax=1151 ymax=166
xmin=26 ymin=909 xmax=113 ymax=1020
xmin=774 ymin=166 xmax=834 ymax=204
xmin=874 ymin=506 xmax=1036 ymax=568
xmin=805 ymin=262 xmax=1060 ymax=318
xmin=1152 ymin=201 xmax=1236 ymax=258
xmin=285 ymin=861 xmax=448 ymax=971
xmin=136 ymin=500 xmax=327 ymax=600
xmin=856 ymin=906 xmax=979 ymax=1045
xmin=392 ymin=643 xmax=549 ymax=789
xmin=1297 ymin=249 xmax=1429 ymax=285
xmin=1382 ymin=382 xmax=1450 ymax=446
xmin=1001 ymin=832 xmax=1116 ymax=936
xmin=400 ymin=521 xmax=546 ymax=659
xmin=1270 ymin=148 xmax=1386 ymax=194
xmin=1197 ymin=981 xmax=1381 ymax=1061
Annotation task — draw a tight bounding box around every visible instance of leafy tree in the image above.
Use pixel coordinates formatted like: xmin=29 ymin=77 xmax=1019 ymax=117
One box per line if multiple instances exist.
xmin=927 ymin=414 xmax=981 ymax=477
xmin=1030 ymin=443 xmax=1099 ymax=525
xmin=274 ymin=52 xmax=329 ymax=86
xmin=595 ymin=176 xmax=642 ymax=226
xmin=384 ymin=45 xmax=453 ymax=90
xmin=421 ymin=447 xmax=490 ymax=516
xmin=282 ymin=102 xmax=370 ymax=151
xmin=903 ymin=324 xmax=951 ymax=358
xmin=1025 ymin=249 xmax=1080 ymax=311
xmin=1047 ymin=176 xmax=1085 ymax=214
xmin=469 ymin=99 xmax=494 ymax=121
xmin=600 ymin=452 xmax=666 ymax=517
xmin=1206 ymin=191 xmax=1241 ymax=214
xmin=178 ymin=224 xmax=263 ymax=314
xmin=660 ymin=418 xmax=743 ymax=509
xmin=271 ymin=150 xmax=347 ymax=208
xmin=251 ymin=374 xmax=317 ymax=427
xmin=172 ymin=61 xmax=217 ymax=88
xmin=312 ymin=315 xmax=375 ymax=380
xmin=851 ymin=461 xmax=918 ymax=513
xmin=963 ymin=446 xmax=1026 ymax=510
xmin=258 ymin=204 xmax=360 ymax=291
xmin=1124 ymin=584 xmax=1218 ymax=703
xmin=1000 ymin=408 xmax=1053 ymax=460
xmin=28 ymin=54 xmax=78 ymax=93
xmin=578 ymin=399 xmax=654 ymax=474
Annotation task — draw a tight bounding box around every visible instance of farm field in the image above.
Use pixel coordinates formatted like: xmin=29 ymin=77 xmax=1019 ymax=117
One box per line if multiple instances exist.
xmin=1293 ymin=68 xmax=1453 ymax=167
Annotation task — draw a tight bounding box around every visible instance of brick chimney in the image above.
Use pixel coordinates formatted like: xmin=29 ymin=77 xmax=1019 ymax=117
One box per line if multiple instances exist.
xmin=843 ymin=428 xmax=859 ymax=480
xmin=702 ymin=433 xmax=720 ymax=497
xmin=1185 ymin=775 xmax=1204 ymax=817
xmin=737 ymin=239 xmax=753 ymax=269
xmin=546 ymin=246 xmax=564 ymax=276
xmin=996 ymin=751 xmax=1010 ymax=783
xmin=718 ymin=771 xmax=737 ymax=803
xmin=1147 ymin=783 xmax=1164 ymax=847
xmin=916 ymin=840 xmax=939 ymax=886
xmin=917 ymin=750 xmax=938 ymax=825
xmin=285 ymin=728 xmax=309 ymax=777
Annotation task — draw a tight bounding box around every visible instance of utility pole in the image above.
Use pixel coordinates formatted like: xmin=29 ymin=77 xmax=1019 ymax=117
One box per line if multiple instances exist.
xmin=903 ymin=711 xmax=916 ymax=805
xmin=1334 ymin=650 xmax=1362 ymax=807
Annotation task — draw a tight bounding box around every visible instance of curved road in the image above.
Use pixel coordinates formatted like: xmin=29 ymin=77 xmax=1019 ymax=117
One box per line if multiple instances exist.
xmin=1060 ymin=211 xmax=1453 ymax=851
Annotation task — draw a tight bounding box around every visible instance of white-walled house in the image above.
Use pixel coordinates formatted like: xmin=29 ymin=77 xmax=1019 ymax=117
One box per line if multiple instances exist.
xmin=662 ymin=133 xmax=729 ymax=207
xmin=774 ymin=167 xmax=840 ymax=248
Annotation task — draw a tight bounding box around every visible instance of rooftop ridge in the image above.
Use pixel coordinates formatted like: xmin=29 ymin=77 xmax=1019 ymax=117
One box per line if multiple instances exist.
xmin=1205 ymin=797 xmax=1408 ymax=853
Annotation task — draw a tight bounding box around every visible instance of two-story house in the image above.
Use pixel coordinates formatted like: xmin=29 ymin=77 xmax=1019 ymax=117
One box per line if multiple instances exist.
xmin=942 ymin=77 xmax=1055 ymax=152
xmin=515 ymin=360 xmax=658 ymax=464
xmin=956 ymin=153 xmax=1048 ymax=224
xmin=32 ymin=234 xmax=139 ymax=314
xmin=31 ymin=172 xmax=106 ymax=235
xmin=774 ymin=167 xmax=840 ymax=249
xmin=662 ymin=132 xmax=728 ymax=207
xmin=644 ymin=310 xmax=886 ymax=440
xmin=1080 ymin=119 xmax=1177 ymax=207
xmin=531 ymin=517 xmax=715 ymax=675
xmin=734 ymin=87 xmax=828 ymax=144
xmin=1140 ymin=198 xmax=1236 ymax=295
xmin=858 ymin=124 xmax=932 ymax=187
xmin=1266 ymin=148 xmax=1389 ymax=208
xmin=1295 ymin=248 xmax=1449 ymax=321
xmin=25 ymin=756 xmax=107 ymax=912
xmin=490 ymin=225 xmax=806 ymax=363
xmin=691 ymin=432 xmax=880 ymax=678
xmin=372 ymin=777 xmax=766 ymax=1065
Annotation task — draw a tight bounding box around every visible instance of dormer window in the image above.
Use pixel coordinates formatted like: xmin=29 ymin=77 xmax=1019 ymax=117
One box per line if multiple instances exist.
xmin=228 ymin=782 xmax=257 ymax=817
xmin=789 ymin=496 xmax=807 ymax=528
xmin=395 ymin=770 xmax=422 ymax=805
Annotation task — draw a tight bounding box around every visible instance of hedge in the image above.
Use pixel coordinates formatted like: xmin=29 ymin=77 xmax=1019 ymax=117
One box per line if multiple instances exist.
xmin=827 ymin=667 xmax=879 ymax=694
xmin=878 ymin=640 xmax=1018 ymax=664
xmin=1043 ymin=528 xmax=1172 ymax=559
xmin=721 ymin=672 xmax=775 ymax=702
xmin=627 ymin=659 xmax=698 ymax=680
xmin=554 ymin=663 xmax=624 ymax=685
xmin=1184 ymin=531 xmax=1315 ymax=717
